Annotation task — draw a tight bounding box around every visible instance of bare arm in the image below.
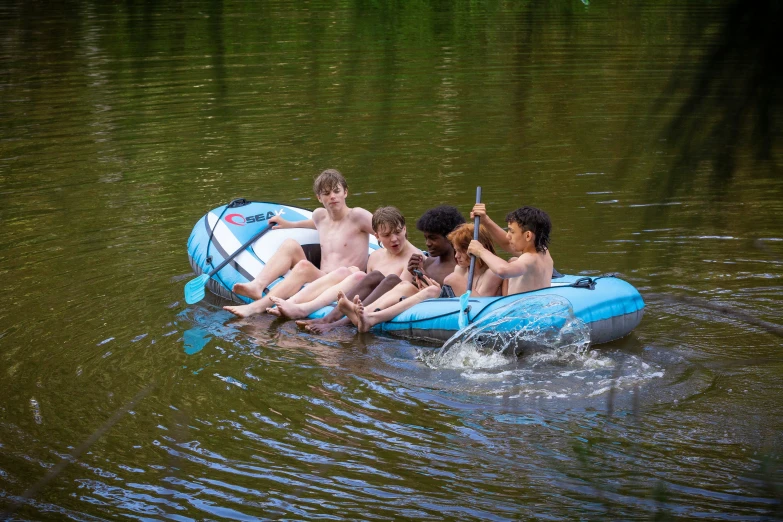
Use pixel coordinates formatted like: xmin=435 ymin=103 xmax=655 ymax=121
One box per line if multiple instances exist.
xmin=400 ymin=253 xmax=427 ymax=283
xmin=268 ymin=214 xmax=316 ymax=230
xmin=352 ymin=207 xmax=375 ymax=235
xmin=471 ymin=204 xmax=514 ymax=253
xmin=366 ymin=249 xmax=383 ymax=272
xmin=468 ymin=240 xmax=527 ymax=279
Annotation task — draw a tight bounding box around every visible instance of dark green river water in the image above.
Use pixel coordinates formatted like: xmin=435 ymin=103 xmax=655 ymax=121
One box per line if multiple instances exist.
xmin=2 ymin=0 xmax=782 ymax=519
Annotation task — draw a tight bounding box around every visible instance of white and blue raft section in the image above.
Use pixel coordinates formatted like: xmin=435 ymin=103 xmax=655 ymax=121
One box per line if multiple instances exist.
xmin=187 ymin=199 xmax=645 ymax=352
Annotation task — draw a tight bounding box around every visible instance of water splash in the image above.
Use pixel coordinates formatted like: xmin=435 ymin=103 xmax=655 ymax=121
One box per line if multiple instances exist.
xmin=404 ymin=296 xmax=666 ymax=401
xmin=424 ymin=296 xmax=591 ymax=371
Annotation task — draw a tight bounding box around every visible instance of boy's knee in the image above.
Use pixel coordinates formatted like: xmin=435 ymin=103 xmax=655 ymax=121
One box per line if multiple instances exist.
xmin=292 ymin=259 xmax=317 ymax=275
xmin=332 ymin=266 xmax=354 ymax=279
xmin=397 ymin=281 xmax=418 ymax=295
xmin=365 ymin=270 xmax=385 ymax=286
xmin=383 ymin=274 xmax=402 ymax=286
xmin=280 ymin=239 xmax=306 ymax=261
xmin=281 ymin=238 xmax=303 ymax=252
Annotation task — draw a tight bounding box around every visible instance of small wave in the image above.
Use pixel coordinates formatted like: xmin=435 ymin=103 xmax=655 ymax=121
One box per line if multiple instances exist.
xmin=407 ymin=296 xmax=664 ymax=401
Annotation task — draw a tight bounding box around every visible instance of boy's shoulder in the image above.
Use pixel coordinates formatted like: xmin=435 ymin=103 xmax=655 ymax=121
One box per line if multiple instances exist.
xmin=369 ymin=246 xmax=389 ymax=260
xmin=402 ymin=241 xmax=422 ymax=256
xmin=515 ymin=249 xmax=546 ymax=262
xmin=348 ymin=206 xmax=374 ymax=231
xmin=348 ymin=206 xmax=372 ymax=218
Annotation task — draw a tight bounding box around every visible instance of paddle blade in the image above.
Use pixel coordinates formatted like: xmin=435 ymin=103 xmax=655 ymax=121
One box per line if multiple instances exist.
xmin=184 ymin=274 xmax=211 ymax=304
xmin=458 ymin=290 xmax=471 ymax=329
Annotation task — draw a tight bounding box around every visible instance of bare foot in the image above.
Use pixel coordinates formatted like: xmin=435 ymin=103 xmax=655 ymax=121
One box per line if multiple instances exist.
xmin=265 ymin=304 xmax=283 ymax=317
xmin=223 ymin=300 xmax=267 ymax=319
xmin=338 ymin=293 xmax=375 ymax=332
xmin=353 ymin=297 xmax=373 ymax=333
xmin=268 ymin=296 xmax=308 ymax=320
xmin=232 ymin=281 xmax=266 ymax=300
xmin=296 ymin=317 xmax=327 ymax=328
xmin=336 ymin=291 xmax=359 ymax=326
xmin=306 ymin=321 xmax=342 ymax=334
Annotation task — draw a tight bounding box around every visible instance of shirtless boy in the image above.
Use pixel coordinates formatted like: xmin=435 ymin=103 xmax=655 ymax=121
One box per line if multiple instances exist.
xmin=404 ymin=205 xmax=465 ymax=284
xmin=266 ymin=206 xmax=421 ymax=320
xmin=298 ymin=205 xmax=464 ymax=333
xmin=467 ymin=205 xmax=553 ymax=294
xmin=224 ymin=169 xmax=373 ymax=318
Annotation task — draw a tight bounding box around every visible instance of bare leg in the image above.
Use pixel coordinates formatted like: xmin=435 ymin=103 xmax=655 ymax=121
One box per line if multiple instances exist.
xmin=267 ymin=271 xmax=367 ymax=320
xmin=354 ymin=285 xmax=441 ymax=332
xmin=302 ymin=273 xmax=402 ymax=333
xmin=224 ymin=260 xmax=323 ymax=318
xmin=366 ymin=281 xmax=419 ymax=311
xmin=232 ymin=239 xmax=307 ymax=300
xmin=297 ymin=271 xmax=388 ymax=328
xmin=306 ymin=316 xmax=353 ymax=334
xmin=285 ymin=266 xmax=358 ymax=304
xmin=361 ymin=274 xmax=402 ymax=307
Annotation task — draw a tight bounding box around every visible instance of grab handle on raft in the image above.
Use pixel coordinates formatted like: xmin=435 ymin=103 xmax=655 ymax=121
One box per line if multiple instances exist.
xmin=227 ymin=198 xmax=251 ymax=208
xmin=571 ymin=277 xmax=596 ymax=290
xmin=184 ymin=222 xmax=276 ymax=305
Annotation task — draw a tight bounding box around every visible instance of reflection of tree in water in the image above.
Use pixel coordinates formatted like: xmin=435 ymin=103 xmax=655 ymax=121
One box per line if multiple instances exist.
xmin=660 ymin=0 xmax=781 ymax=194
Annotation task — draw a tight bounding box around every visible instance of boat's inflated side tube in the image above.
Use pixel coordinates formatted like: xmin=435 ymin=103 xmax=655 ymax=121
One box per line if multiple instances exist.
xmin=188 ymin=200 xmax=379 ymax=304
xmin=367 ymin=275 xmax=644 ymax=343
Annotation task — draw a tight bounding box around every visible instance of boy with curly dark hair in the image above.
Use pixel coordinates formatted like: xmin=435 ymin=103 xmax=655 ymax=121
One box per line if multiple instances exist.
xmin=405 ymin=205 xmax=465 ymax=285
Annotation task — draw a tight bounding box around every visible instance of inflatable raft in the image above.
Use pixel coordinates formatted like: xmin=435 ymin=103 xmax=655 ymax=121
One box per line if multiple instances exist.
xmin=188 ymin=200 xmax=645 ymax=345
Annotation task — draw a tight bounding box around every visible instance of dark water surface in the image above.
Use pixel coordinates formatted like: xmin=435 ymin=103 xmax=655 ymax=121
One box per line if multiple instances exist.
xmin=2 ymin=0 xmax=782 ymax=519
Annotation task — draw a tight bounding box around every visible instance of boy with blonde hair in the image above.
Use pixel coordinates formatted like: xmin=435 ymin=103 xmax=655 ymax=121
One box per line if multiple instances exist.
xmin=225 ymin=169 xmax=373 ymax=318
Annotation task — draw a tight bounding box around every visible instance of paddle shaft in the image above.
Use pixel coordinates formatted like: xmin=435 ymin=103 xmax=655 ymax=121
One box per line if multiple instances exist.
xmin=206 ymin=222 xmax=275 ymax=277
xmin=466 ymin=186 xmax=482 ymax=291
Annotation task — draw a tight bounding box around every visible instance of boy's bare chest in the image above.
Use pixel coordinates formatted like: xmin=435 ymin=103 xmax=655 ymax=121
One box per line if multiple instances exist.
xmin=425 ymin=258 xmax=455 ymax=285
xmin=319 ymin=220 xmax=360 ymax=249
xmin=373 ymin=251 xmax=407 ymax=275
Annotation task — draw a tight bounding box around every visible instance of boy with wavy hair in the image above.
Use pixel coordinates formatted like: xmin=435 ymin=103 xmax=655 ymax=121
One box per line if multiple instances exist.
xmin=468 ymin=205 xmax=553 ymax=295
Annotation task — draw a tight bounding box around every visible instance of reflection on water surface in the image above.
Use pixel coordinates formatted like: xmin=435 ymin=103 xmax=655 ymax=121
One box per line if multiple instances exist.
xmin=1 ymin=0 xmax=782 ymax=519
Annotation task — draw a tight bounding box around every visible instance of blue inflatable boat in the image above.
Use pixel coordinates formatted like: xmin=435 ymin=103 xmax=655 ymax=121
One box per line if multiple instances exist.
xmin=188 ymin=200 xmax=645 ymax=345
